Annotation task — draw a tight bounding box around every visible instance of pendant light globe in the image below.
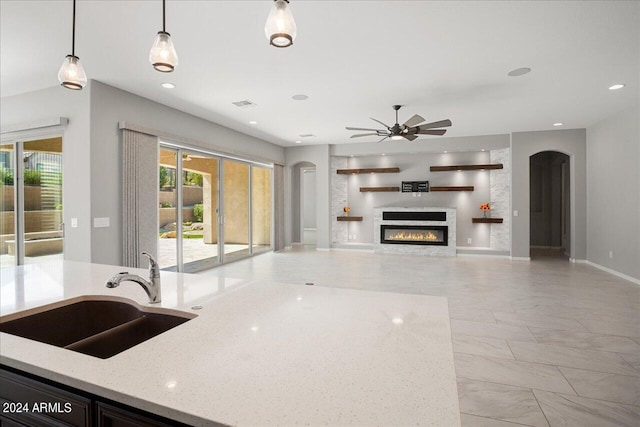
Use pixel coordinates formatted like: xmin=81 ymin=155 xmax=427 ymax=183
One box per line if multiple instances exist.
xmin=149 ymin=31 xmax=179 ymax=72
xmin=58 ymin=55 xmax=87 ymax=90
xmin=265 ymin=0 xmax=297 ymax=48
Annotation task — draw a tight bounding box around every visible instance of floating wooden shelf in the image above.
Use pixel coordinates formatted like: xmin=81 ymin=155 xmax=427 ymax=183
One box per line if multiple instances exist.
xmin=337 ymin=167 xmax=400 ymax=175
xmin=430 ymin=164 xmax=503 ymax=172
xmin=472 ymin=218 xmax=504 ymax=224
xmin=337 ymin=216 xmax=363 ymax=222
xmin=360 ymin=187 xmax=400 ymax=192
xmin=430 ymin=186 xmax=474 ymax=192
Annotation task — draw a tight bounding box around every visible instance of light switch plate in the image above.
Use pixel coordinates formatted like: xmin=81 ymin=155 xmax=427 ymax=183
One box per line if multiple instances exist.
xmin=93 ymin=217 xmax=110 ymax=228
xmin=71 ymin=218 xmax=78 ymax=228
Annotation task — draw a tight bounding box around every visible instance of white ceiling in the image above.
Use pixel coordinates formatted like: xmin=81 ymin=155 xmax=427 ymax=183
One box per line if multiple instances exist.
xmin=1 ymin=1 xmax=638 ymax=147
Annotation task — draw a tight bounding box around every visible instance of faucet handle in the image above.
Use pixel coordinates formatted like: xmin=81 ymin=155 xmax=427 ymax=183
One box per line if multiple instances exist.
xmin=141 ymin=252 xmax=160 ymax=278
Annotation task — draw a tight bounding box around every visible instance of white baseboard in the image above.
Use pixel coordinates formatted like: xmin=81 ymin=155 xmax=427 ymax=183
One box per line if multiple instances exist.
xmin=585 ymin=261 xmax=640 ymax=285
xmin=510 ymin=256 xmax=531 ymax=261
xmin=457 ymin=253 xmax=511 ymax=259
xmin=569 ymin=258 xmax=587 ymax=264
xmin=315 ymin=248 xmax=330 ymax=252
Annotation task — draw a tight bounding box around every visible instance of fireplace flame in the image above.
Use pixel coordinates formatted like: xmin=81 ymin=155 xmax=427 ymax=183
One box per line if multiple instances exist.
xmin=387 ymin=231 xmax=440 ymax=242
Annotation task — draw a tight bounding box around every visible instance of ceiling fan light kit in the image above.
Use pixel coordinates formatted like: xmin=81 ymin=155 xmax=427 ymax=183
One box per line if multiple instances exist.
xmin=58 ymin=0 xmax=87 ymax=90
xmin=149 ymin=0 xmax=179 ymax=72
xmin=265 ymin=0 xmax=297 ymax=48
xmin=346 ymin=105 xmax=452 ymax=143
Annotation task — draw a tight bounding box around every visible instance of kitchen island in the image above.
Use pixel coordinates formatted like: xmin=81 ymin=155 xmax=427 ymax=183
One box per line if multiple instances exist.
xmin=0 ymin=261 xmax=460 ymax=426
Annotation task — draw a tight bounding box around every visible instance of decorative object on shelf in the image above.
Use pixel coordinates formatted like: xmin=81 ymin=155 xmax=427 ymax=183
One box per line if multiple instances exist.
xmin=336 ymin=167 xmax=400 ymax=174
xmin=58 ymin=0 xmax=87 ymax=90
xmin=480 ymin=202 xmax=491 ymax=218
xmin=149 ymin=0 xmax=179 ymax=72
xmin=430 ymin=164 xmax=503 ymax=172
xmin=345 ymin=105 xmax=452 ymax=143
xmin=265 ymin=0 xmax=297 ymax=48
xmin=343 ymin=206 xmax=350 ymax=216
xmin=401 ymin=181 xmax=429 ymax=192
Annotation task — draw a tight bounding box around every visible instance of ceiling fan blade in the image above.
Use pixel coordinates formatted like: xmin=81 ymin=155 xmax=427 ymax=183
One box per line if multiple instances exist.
xmin=402 ymin=134 xmax=418 ymax=141
xmin=346 ymin=126 xmax=381 ymax=132
xmin=418 ymin=119 xmax=452 ymax=130
xmin=370 ymin=117 xmax=390 ymax=128
xmin=377 ymin=136 xmax=389 ymax=143
xmin=403 ymin=114 xmax=425 ymax=128
xmin=416 ymin=129 xmax=447 ymax=136
xmin=350 ymin=133 xmax=379 ymax=138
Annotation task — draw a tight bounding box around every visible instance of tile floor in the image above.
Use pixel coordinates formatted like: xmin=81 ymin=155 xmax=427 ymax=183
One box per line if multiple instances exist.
xmin=198 ymin=248 xmax=640 ymax=426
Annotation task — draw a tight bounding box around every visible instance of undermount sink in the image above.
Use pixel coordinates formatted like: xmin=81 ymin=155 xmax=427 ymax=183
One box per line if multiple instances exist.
xmin=0 ymin=296 xmax=196 ymax=359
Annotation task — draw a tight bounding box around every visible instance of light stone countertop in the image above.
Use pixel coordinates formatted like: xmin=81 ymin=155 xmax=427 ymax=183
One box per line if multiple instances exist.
xmin=0 ymin=261 xmax=460 ymax=426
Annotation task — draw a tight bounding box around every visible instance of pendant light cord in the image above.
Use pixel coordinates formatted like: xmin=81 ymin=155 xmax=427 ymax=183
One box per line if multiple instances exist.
xmin=71 ymin=0 xmax=76 ymax=56
xmin=162 ymin=0 xmax=166 ymax=32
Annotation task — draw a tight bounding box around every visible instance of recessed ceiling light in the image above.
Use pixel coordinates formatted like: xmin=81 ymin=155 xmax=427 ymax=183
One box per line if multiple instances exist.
xmin=609 ymin=84 xmax=625 ymax=91
xmin=392 ymin=318 xmax=403 ymax=325
xmin=507 ymin=67 xmax=531 ymax=77
xmin=553 ymin=122 xmax=564 ymax=126
xmin=249 ymin=121 xmax=257 ymax=125
xmin=381 ymin=153 xmax=386 ymax=156
xmin=295 ymin=140 xmax=302 ymax=144
xmin=443 ymin=151 xmax=448 ymax=154
xmin=350 ymin=155 xmax=354 ymax=158
xmin=481 ymin=149 xmax=486 ymax=152
xmin=292 ymin=94 xmax=309 ymax=101
xmin=161 ymin=82 xmax=175 ymax=89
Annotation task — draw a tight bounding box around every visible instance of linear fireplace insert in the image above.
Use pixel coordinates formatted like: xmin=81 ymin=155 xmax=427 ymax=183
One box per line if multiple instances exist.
xmin=380 ymin=225 xmax=448 ymax=246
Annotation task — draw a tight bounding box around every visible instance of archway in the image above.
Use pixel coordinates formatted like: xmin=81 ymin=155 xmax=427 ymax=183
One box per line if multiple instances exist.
xmin=529 ymin=151 xmax=570 ymax=259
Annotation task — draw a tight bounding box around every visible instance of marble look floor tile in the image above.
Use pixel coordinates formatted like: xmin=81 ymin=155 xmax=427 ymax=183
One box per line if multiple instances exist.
xmin=619 ymin=353 xmax=640 ymax=371
xmin=534 ymin=390 xmax=640 ymax=427
xmin=449 ymin=308 xmax=497 ymax=323
xmin=451 ymin=319 xmax=536 ymax=342
xmin=577 ymin=317 xmax=640 ymax=339
xmin=454 ymin=353 xmax=575 ymax=394
xmin=529 ymin=328 xmax=640 ymax=355
xmin=509 ymin=341 xmax=640 ymax=377
xmin=454 ymin=334 xmax=515 ymax=359
xmin=457 ymin=378 xmax=549 ymax=426
xmin=559 ymin=367 xmax=640 ymax=406
xmin=493 ymin=311 xmax=588 ymax=332
xmin=461 ymin=414 xmax=532 ymax=427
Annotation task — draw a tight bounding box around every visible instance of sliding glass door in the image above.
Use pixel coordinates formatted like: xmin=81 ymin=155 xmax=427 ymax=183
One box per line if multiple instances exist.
xmin=158 ymin=144 xmax=271 ymax=273
xmin=1 ymin=137 xmax=63 ymax=267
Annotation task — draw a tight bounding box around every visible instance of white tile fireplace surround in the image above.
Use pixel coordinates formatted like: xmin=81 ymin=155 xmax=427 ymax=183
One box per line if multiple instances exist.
xmin=374 ymin=207 xmax=456 ymax=256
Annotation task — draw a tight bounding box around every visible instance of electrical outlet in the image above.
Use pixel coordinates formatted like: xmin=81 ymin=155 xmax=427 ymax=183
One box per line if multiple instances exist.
xmin=467 ymin=238 xmax=472 ymax=245
xmin=71 ymin=218 xmax=78 ymax=228
xmin=513 ymin=210 xmax=519 ymax=217
xmin=609 ymin=251 xmax=613 ymax=259
xmin=353 ymin=234 xmax=357 ymax=240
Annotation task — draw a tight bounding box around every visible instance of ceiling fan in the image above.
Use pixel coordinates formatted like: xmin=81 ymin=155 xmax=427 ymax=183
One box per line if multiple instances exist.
xmin=345 ymin=105 xmax=452 ymax=142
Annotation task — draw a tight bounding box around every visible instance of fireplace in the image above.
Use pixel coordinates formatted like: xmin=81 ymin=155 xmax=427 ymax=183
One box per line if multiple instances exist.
xmin=380 ymin=225 xmax=448 ymax=246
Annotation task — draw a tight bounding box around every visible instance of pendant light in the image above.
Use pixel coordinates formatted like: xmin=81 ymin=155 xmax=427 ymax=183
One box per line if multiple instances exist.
xmin=149 ymin=0 xmax=179 ymax=72
xmin=265 ymin=0 xmax=297 ymax=48
xmin=58 ymin=0 xmax=87 ymax=90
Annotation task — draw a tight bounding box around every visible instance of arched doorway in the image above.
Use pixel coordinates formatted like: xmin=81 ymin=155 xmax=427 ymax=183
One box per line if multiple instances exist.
xmin=529 ymin=151 xmax=570 ymax=259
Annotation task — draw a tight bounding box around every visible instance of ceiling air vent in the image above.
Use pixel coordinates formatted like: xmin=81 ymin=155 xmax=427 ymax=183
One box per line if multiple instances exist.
xmin=232 ymin=100 xmax=258 ymax=108
xmin=299 ymin=134 xmax=316 ymax=138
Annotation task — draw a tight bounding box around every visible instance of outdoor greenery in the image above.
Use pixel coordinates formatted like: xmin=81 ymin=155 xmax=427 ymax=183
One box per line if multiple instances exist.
xmin=24 ymin=170 xmax=41 ymax=185
xmin=0 ymin=168 xmax=13 ymax=185
xmin=159 ymin=166 xmax=204 ymax=189
xmin=193 ymin=203 xmax=204 ymax=222
xmin=160 ymin=202 xmax=173 ymax=208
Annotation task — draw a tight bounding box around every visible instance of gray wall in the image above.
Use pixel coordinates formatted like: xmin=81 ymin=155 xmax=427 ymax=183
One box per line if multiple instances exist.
xmin=285 ymin=145 xmax=330 ymax=249
xmin=587 ymin=106 xmax=640 ymax=280
xmin=1 ymin=85 xmax=92 ymax=262
xmin=302 ymin=170 xmax=317 ymax=229
xmin=344 ymin=151 xmax=491 ymax=247
xmin=511 ymin=129 xmax=587 ymax=260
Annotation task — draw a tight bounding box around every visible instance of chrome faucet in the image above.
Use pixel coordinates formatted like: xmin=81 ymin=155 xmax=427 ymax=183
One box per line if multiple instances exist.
xmin=106 ymin=252 xmax=162 ymax=303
